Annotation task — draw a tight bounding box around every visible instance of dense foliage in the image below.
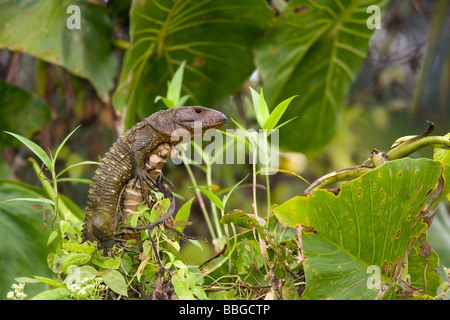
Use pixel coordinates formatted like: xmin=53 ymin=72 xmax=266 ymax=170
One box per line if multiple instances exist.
xmin=0 ymin=0 xmax=449 ymax=300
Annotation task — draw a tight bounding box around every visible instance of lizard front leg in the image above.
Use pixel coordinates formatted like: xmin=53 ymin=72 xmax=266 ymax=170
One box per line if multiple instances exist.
xmin=130 ymin=133 xmax=158 ymax=194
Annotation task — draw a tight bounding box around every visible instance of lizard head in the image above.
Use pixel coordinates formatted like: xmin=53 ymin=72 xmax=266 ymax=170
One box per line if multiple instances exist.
xmin=150 ymin=106 xmax=227 ymax=143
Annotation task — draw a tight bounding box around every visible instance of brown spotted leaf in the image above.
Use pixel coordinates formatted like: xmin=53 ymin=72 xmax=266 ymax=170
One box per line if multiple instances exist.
xmin=274 ymin=158 xmax=450 ymax=299
xmin=220 ymin=209 xmax=264 ymax=231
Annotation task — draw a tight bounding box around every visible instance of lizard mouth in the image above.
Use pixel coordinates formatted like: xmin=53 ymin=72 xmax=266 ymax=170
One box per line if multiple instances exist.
xmin=206 ymin=112 xmax=227 ymax=128
xmin=175 ymin=112 xmax=227 ymax=130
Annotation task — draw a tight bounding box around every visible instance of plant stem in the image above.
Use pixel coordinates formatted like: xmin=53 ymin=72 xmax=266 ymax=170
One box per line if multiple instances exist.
xmin=252 ymin=149 xmax=258 ymax=217
xmin=181 ymin=151 xmax=217 ymax=241
xmin=264 ymin=139 xmax=271 ymax=213
xmin=29 ymin=158 xmax=62 ymax=251
xmin=112 ymin=38 xmax=130 ymax=50
xmin=304 ymin=166 xmax=373 ymax=193
xmin=206 ymin=163 xmax=223 ymax=239
xmin=387 ymin=136 xmax=450 ymax=160
xmin=29 ymin=158 xmax=76 ymax=223
xmin=265 ymin=174 xmax=271 ymax=212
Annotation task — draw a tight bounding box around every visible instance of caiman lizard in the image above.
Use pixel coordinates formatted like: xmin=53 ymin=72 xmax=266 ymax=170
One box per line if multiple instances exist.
xmin=82 ymin=106 xmax=227 ymax=249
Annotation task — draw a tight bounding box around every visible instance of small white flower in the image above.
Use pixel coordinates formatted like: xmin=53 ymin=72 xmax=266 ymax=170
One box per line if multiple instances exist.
xmin=11 ymin=283 xmax=24 ymax=290
xmin=8 ymin=283 xmax=26 ymax=299
xmin=68 ymin=283 xmax=80 ymax=292
xmin=16 ymin=292 xmax=27 ymax=300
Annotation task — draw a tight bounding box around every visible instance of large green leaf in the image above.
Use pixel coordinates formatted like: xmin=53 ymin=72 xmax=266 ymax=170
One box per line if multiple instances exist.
xmin=0 ymin=0 xmax=117 ymax=100
xmin=254 ymin=0 xmax=387 ymax=154
xmin=0 ymin=177 xmax=85 ymax=299
xmin=0 ymin=179 xmax=55 ymax=299
xmin=112 ymin=0 xmax=273 ymax=128
xmin=274 ymin=158 xmax=450 ymax=299
xmin=0 ymin=80 xmax=50 ymax=149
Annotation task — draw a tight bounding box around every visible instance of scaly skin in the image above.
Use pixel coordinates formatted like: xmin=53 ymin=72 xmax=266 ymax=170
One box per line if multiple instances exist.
xmin=82 ymin=106 xmax=227 ymax=248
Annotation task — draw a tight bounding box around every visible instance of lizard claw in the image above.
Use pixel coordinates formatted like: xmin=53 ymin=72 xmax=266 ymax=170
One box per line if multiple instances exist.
xmin=132 ymin=167 xmax=158 ymax=194
xmin=157 ymin=172 xmax=174 ymax=191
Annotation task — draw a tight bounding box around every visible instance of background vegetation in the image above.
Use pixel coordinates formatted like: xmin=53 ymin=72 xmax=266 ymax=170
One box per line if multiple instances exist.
xmin=0 ymin=0 xmax=449 ymax=299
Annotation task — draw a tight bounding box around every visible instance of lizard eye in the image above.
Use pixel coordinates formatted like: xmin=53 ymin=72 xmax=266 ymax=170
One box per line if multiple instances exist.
xmin=193 ymin=108 xmax=203 ymax=114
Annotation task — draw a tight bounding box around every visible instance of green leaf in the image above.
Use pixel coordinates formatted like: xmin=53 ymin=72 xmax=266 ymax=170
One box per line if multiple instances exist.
xmin=263 ymin=95 xmax=297 ymax=131
xmin=55 ymin=158 xmax=100 ymax=181
xmin=0 ymin=0 xmax=118 ymax=100
xmin=92 ymin=255 xmax=121 ymax=270
xmin=33 ymin=276 xmax=65 ymax=288
xmin=193 ymin=285 xmax=208 ymax=300
xmin=136 ymin=257 xmax=151 ymax=282
xmin=274 ymin=158 xmax=450 ymax=299
xmin=47 ymin=253 xmax=62 ymax=274
xmin=64 ymin=265 xmax=98 ymax=287
xmin=434 ymin=133 xmax=450 ymax=201
xmin=220 ymin=209 xmax=263 ymax=232
xmin=0 ymin=80 xmax=50 ymax=150
xmin=221 ymin=120 xmax=252 ymax=151
xmin=4 ymin=131 xmax=53 ymax=172
xmin=30 ymin=287 xmax=71 ymax=300
xmin=300 ymin=231 xmax=381 ymax=299
xmin=200 ymin=230 xmax=269 ymax=287
xmin=235 ymin=239 xmax=264 ymax=275
xmin=101 ymin=269 xmax=128 ymax=297
xmin=62 ymin=242 xmax=96 ymax=255
xmin=14 ymin=277 xmax=42 ymax=284
xmin=227 ymin=118 xmax=260 ymax=152
xmin=177 ymin=95 xmax=191 ymax=107
xmin=113 ymin=0 xmax=273 ymax=128
xmin=0 ymin=197 xmax=55 ymax=207
xmin=187 ymin=239 xmax=203 ymax=251
xmin=198 ymin=187 xmax=224 ymax=211
xmin=222 ymin=174 xmax=249 ymax=207
xmin=56 ymin=178 xmax=93 ymax=184
xmin=160 ymin=197 xmax=171 ymax=214
xmin=61 ymin=253 xmax=91 ymax=274
xmin=174 ymin=197 xmax=194 ymax=232
xmin=433 ymin=133 xmax=450 ymax=164
xmin=154 ymin=96 xmax=175 ymax=109
xmin=250 ymin=88 xmax=270 ymax=129
xmin=407 ymin=233 xmax=440 ymax=296
xmin=208 ymin=289 xmax=236 ymax=300
xmin=255 ymin=0 xmax=387 ymax=154
xmin=0 ymin=179 xmax=55 ymax=299
xmin=53 ymin=125 xmax=81 ymax=167
xmin=168 ymin=60 xmax=186 ymax=107
xmin=282 ymin=276 xmax=300 ymax=300
xmin=273 ymin=116 xmax=298 ymax=131
xmin=172 ymin=274 xmax=195 ymax=300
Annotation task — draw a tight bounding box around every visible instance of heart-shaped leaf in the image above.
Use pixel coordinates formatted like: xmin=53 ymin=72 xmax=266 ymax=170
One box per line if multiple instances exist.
xmin=274 ymin=158 xmax=450 ymax=299
xmin=255 ymin=0 xmax=386 ymax=154
xmin=0 ymin=179 xmax=56 ymax=299
xmin=112 ymin=0 xmax=273 ymax=128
